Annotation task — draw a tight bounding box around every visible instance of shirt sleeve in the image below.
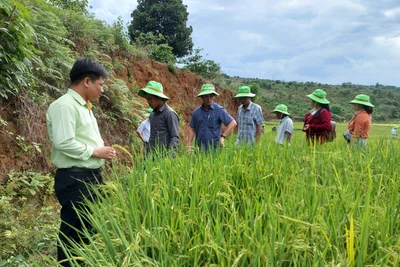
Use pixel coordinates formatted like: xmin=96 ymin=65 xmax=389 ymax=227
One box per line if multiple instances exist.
xmin=254 ymin=105 xmax=264 ymax=125
xmin=48 ymin=104 xmax=93 ymax=161
xmin=137 ymin=120 xmax=145 ymax=133
xmin=220 ymin=108 xmax=234 ymax=126
xmin=189 ymin=109 xmax=197 ymax=129
xmin=166 ymin=111 xmax=180 ymax=149
xmin=284 ymin=119 xmax=294 ymax=134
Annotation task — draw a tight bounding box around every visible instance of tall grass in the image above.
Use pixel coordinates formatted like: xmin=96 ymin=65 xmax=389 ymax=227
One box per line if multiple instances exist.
xmin=60 ymin=132 xmax=400 ymax=266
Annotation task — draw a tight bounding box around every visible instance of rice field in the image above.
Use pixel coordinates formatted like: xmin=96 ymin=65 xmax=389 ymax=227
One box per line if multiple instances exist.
xmin=61 ymin=123 xmax=400 ymax=266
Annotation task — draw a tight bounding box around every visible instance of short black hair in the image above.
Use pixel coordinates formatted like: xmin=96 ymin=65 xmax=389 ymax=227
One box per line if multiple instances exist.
xmin=70 ymin=58 xmax=108 ymax=85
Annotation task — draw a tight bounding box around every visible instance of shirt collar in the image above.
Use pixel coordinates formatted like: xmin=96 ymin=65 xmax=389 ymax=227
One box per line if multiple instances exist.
xmin=280 ymin=116 xmax=289 ymax=122
xmin=156 ymin=103 xmax=168 ymax=112
xmin=242 ymin=101 xmax=253 ymax=111
xmin=67 ymin=89 xmax=91 ymax=110
xmin=201 ymin=102 xmax=216 ymax=111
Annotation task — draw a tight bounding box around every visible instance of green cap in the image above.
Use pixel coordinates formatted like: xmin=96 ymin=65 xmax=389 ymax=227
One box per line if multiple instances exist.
xmin=307 ymin=89 xmax=330 ymax=104
xmin=145 ymin=107 xmax=153 ymax=117
xmin=349 ymin=94 xmax=374 ymax=107
xmin=197 ymin=84 xmax=219 ymax=97
xmin=138 ymin=81 xmax=169 ymax=100
xmin=393 ymin=125 xmax=398 ymax=129
xmin=272 ymin=104 xmax=290 ymax=115
xmin=234 ymin=86 xmax=256 ymax=98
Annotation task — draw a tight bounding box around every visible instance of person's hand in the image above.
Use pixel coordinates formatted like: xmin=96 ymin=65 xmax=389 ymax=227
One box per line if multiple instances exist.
xmin=187 ymin=145 xmax=192 ymax=154
xmin=93 ymin=146 xmax=116 ymax=160
xmin=219 ymin=137 xmax=225 ymax=147
xmin=303 ymin=124 xmax=310 ymax=131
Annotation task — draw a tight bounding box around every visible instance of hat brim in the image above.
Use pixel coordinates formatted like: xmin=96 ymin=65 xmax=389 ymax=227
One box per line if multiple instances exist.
xmin=138 ymin=88 xmax=169 ymax=100
xmin=272 ymin=109 xmax=290 ymax=115
xmin=349 ymin=100 xmax=374 ymax=107
xmin=235 ymin=93 xmax=256 ymax=98
xmin=197 ymin=91 xmax=219 ymax=97
xmin=307 ymin=94 xmax=330 ymax=104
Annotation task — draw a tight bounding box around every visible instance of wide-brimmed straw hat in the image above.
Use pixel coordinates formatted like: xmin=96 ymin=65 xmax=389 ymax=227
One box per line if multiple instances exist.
xmin=138 ymin=81 xmax=169 ymax=100
xmin=307 ymin=89 xmax=330 ymax=104
xmin=349 ymin=94 xmax=374 ymax=107
xmin=272 ymin=104 xmax=290 ymax=115
xmin=234 ymin=86 xmax=255 ymax=98
xmin=197 ymin=84 xmax=219 ymax=97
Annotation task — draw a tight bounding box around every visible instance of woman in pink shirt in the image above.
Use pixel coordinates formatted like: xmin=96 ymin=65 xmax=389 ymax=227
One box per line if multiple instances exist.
xmin=343 ymin=94 xmax=374 ymax=146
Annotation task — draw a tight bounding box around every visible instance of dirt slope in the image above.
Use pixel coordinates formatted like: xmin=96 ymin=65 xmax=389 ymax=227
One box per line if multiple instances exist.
xmin=0 ymin=56 xmax=237 ymax=179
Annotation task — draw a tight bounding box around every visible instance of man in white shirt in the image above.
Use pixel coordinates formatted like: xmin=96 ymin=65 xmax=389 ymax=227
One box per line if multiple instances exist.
xmin=136 ymin=108 xmax=153 ymax=154
xmin=272 ymin=104 xmax=293 ymax=145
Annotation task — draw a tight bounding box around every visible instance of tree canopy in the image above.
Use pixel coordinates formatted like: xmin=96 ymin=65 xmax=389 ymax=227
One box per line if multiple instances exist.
xmin=128 ymin=0 xmax=193 ymax=58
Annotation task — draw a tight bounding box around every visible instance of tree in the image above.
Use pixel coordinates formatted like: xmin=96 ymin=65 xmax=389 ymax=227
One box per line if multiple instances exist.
xmin=128 ymin=0 xmax=193 ymax=57
xmin=179 ymin=48 xmax=221 ymax=79
xmin=135 ymin=32 xmax=176 ymax=63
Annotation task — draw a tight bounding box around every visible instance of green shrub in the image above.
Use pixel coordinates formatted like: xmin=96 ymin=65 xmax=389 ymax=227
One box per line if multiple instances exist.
xmin=0 ymin=172 xmax=58 ymax=262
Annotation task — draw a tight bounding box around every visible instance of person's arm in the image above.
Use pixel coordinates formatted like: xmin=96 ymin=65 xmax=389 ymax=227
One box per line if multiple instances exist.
xmin=48 ymin=104 xmax=115 ymax=160
xmin=187 ymin=127 xmax=196 ymax=152
xmin=254 ymin=105 xmax=264 ymax=143
xmin=92 ymin=147 xmax=116 ymax=159
xmin=302 ymin=113 xmax=310 ymax=131
xmin=136 ymin=131 xmax=145 ymax=143
xmin=136 ymin=121 xmax=146 ymax=143
xmin=285 ymin=119 xmax=294 ymax=143
xmin=256 ymin=123 xmax=262 ymax=143
xmin=222 ymin=119 xmax=237 ymax=137
xmin=284 ymin=131 xmax=292 ymax=143
xmin=220 ymin=119 xmax=237 ymax=146
xmin=166 ymin=111 xmax=180 ymax=150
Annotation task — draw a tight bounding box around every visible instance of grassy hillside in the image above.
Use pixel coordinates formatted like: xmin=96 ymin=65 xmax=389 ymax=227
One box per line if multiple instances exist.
xmin=214 ymin=76 xmax=399 ymax=122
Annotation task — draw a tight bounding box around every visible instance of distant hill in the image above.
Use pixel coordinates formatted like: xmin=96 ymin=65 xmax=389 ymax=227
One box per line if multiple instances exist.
xmin=213 ymin=76 xmax=399 ymax=122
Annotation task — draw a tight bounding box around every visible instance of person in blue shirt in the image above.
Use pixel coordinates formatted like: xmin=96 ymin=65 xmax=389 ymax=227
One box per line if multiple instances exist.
xmin=188 ymin=84 xmax=237 ymax=152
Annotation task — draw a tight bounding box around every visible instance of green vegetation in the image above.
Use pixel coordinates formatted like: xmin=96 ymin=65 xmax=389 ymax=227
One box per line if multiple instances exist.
xmin=3 ymin=125 xmax=396 ymax=266
xmin=135 ymin=32 xmax=176 ymax=64
xmin=179 ymin=48 xmax=222 ymax=80
xmin=0 ymin=171 xmax=58 ymax=265
xmin=2 ymin=0 xmax=400 ymax=265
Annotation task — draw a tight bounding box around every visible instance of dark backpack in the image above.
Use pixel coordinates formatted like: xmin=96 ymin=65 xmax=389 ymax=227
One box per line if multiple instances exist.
xmin=313 ymin=108 xmax=336 ymax=142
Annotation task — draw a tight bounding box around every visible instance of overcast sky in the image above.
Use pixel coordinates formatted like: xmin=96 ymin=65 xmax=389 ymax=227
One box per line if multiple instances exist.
xmin=88 ymin=0 xmax=400 ymax=86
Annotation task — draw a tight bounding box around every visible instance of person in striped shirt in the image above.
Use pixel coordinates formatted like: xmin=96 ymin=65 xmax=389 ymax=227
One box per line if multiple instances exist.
xmin=234 ymin=86 xmax=264 ymax=146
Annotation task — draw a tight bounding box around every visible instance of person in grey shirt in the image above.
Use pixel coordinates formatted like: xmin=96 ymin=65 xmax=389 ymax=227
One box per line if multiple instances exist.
xmin=138 ymin=81 xmax=179 ymax=156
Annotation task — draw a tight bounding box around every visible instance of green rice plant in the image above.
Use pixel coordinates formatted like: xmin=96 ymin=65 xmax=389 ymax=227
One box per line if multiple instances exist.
xmin=48 ymin=129 xmax=400 ymax=266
